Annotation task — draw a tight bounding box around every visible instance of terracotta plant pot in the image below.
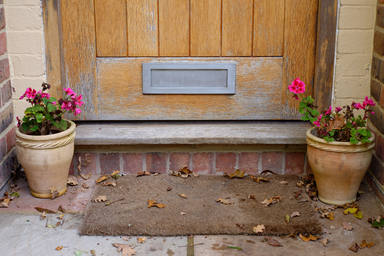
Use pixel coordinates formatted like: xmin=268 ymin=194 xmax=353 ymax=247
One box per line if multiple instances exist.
xmin=15 ymin=120 xmax=76 ymax=199
xmin=306 ymin=128 xmax=375 ymax=206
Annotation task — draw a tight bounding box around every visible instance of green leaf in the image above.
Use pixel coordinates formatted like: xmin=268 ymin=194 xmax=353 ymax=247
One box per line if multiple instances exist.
xmin=35 ymin=113 xmax=43 ymax=123
xmin=47 ymin=103 xmax=56 ymax=112
xmin=49 ymin=97 xmax=57 ymax=103
xmin=30 ymin=124 xmax=39 ymax=132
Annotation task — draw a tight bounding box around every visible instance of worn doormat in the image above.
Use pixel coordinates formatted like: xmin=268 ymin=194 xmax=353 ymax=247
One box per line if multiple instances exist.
xmin=80 ymin=174 xmax=321 ymax=236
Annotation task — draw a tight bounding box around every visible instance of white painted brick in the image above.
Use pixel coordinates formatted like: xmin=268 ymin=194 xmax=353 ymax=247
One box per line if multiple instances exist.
xmin=5 ymin=6 xmax=42 ymax=31
xmin=334 ymin=98 xmax=365 ymax=108
xmin=7 ymin=32 xmax=43 ymax=54
xmin=4 ymin=0 xmax=40 ymax=6
xmin=13 ymin=100 xmax=30 ymax=120
xmin=339 ymin=6 xmax=376 ymax=29
xmin=334 ymin=75 xmax=371 ymax=98
xmin=11 ymin=78 xmax=44 ymax=100
xmin=11 ymin=55 xmax=44 ymax=77
xmin=341 ymin=0 xmax=377 ymax=5
xmin=337 ymin=30 xmax=374 ymax=53
xmin=335 ymin=54 xmax=371 ymax=76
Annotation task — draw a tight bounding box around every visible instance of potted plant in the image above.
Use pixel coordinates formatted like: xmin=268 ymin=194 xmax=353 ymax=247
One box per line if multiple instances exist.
xmin=289 ymin=78 xmax=375 ymax=205
xmin=15 ymin=83 xmax=83 ymax=199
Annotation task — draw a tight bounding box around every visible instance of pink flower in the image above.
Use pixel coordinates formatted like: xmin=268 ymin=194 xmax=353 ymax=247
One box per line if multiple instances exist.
xmin=52 ymin=101 xmax=56 ymax=105
xmin=313 ymin=114 xmax=323 ymax=127
xmin=371 ymin=111 xmax=375 ymax=115
xmin=64 ymin=87 xmax=75 ymax=96
xmin=16 ymin=116 xmax=21 ymax=128
xmin=352 ymin=102 xmax=364 ymax=110
xmin=19 ymin=88 xmax=37 ymax=100
xmin=288 ymin=78 xmax=306 ymax=94
xmin=325 ymin=106 xmax=332 ymax=115
xmin=74 ymin=108 xmax=81 ymax=115
xmin=74 ymin=94 xmax=84 ymax=106
xmin=363 ymin=96 xmax=375 ymax=107
xmin=335 ymin=107 xmax=342 ymax=113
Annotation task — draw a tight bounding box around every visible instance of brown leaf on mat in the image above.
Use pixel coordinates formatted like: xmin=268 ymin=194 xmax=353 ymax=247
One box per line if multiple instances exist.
xmin=96 ymin=175 xmax=109 ymax=183
xmin=102 ymin=181 xmax=117 ymax=187
xmin=110 ymin=170 xmax=120 ymax=177
xmin=147 ymin=199 xmax=165 ymax=208
xmin=248 ymin=194 xmax=256 ymax=200
xmin=137 ymin=237 xmax=146 ymax=243
xmin=291 ymin=211 xmax=301 ymax=218
xmin=250 ymin=175 xmax=270 ymax=183
xmin=280 ymin=180 xmax=288 ymax=185
xmin=82 ymin=183 xmax=90 ymax=189
xmin=321 ymin=238 xmax=329 ymax=247
xmin=58 ymin=205 xmax=66 ymax=213
xmin=137 ymin=171 xmax=151 ymax=177
xmin=224 ymin=169 xmax=245 ymax=179
xmin=93 ymin=195 xmax=107 ymax=203
xmin=216 ymin=198 xmax=233 ymax=205
xmin=178 ymin=193 xmax=187 ymax=199
xmin=317 ymin=207 xmax=335 ymax=220
xmin=55 ymin=246 xmax=63 ymax=251
xmin=349 ymin=242 xmax=360 ymax=253
xmin=299 ymin=233 xmax=319 ymax=242
xmin=170 ymin=167 xmax=193 ymax=178
xmin=180 ymin=211 xmax=187 ymax=215
xmin=343 ymin=222 xmax=353 ymax=231
xmin=35 ymin=207 xmax=57 ymax=214
xmin=253 ymin=224 xmax=265 ymax=234
xmin=112 ymin=243 xmax=136 ymax=256
xmin=67 ymin=175 xmax=79 ymax=186
xmin=261 ymin=196 xmax=281 ymax=206
xmin=360 ymin=240 xmax=375 ymax=248
xmin=0 ymin=198 xmax=10 ymax=208
xmin=262 ymin=237 xmax=283 ymax=247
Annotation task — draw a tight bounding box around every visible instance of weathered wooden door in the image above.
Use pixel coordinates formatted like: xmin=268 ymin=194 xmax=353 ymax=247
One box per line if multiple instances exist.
xmin=53 ymin=0 xmax=320 ymax=120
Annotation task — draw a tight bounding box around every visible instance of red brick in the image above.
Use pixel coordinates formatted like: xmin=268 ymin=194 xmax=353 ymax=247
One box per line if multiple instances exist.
xmin=78 ymin=152 xmax=97 ymax=175
xmin=100 ymin=153 xmax=120 ymax=174
xmin=372 ymin=57 xmax=384 ymax=84
xmin=374 ymin=31 xmax=384 ymax=56
xmin=122 ymin=153 xmax=143 ymax=174
xmin=0 ymin=136 xmax=6 ymax=161
xmin=146 ymin=152 xmax=167 ymax=173
xmin=238 ymin=152 xmax=259 ymax=175
xmin=1 ymin=80 xmax=12 ymax=108
xmin=215 ymin=152 xmax=236 ymax=174
xmin=0 ymin=8 xmax=5 ymax=30
xmin=285 ymin=152 xmax=305 ymax=175
xmin=0 ymin=103 xmax=13 ymax=134
xmin=192 ymin=152 xmax=213 ymax=174
xmin=378 ymin=6 xmax=384 ymax=28
xmin=6 ymin=126 xmax=15 ymax=152
xmin=371 ymin=79 xmax=382 ymax=104
xmin=169 ymin=152 xmax=190 ymax=171
xmin=0 ymin=59 xmax=9 ymax=84
xmin=0 ymin=32 xmax=6 ymax=56
xmin=262 ymin=152 xmax=283 ymax=174
xmin=371 ymin=154 xmax=384 ymax=185
xmin=375 ymin=133 xmax=384 ymax=162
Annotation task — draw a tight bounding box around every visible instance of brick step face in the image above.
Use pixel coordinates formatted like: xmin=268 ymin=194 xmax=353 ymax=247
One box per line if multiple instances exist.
xmin=71 ymin=151 xmax=307 ymax=176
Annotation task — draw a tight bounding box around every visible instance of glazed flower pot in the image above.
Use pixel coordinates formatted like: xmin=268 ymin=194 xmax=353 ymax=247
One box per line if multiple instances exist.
xmin=306 ymin=128 xmax=375 ymax=206
xmin=15 ymin=120 xmax=76 ymax=199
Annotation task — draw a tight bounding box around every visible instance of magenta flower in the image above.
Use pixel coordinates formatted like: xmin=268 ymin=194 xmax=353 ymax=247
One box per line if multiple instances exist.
xmin=288 ymin=78 xmax=306 ymax=94
xmin=335 ymin=107 xmax=342 ymax=113
xmin=19 ymin=88 xmax=37 ymax=100
xmin=371 ymin=111 xmax=375 ymax=115
xmin=352 ymin=102 xmax=364 ymax=110
xmin=313 ymin=114 xmax=323 ymax=127
xmin=16 ymin=117 xmax=21 ymax=128
xmin=74 ymin=108 xmax=81 ymax=115
xmin=325 ymin=106 xmax=332 ymax=115
xmin=363 ymin=96 xmax=375 ymax=107
xmin=64 ymin=88 xmax=75 ymax=96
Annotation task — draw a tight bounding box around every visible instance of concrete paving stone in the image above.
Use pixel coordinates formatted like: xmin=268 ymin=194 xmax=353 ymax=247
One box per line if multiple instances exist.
xmin=0 ymin=214 xmax=187 ymax=256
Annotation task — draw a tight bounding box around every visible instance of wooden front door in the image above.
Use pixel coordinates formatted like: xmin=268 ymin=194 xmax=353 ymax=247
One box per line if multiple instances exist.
xmin=50 ymin=0 xmax=321 ymax=120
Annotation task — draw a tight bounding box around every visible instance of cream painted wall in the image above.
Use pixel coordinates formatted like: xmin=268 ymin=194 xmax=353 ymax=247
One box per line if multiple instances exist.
xmin=333 ymin=0 xmax=377 ymax=107
xmin=3 ymin=0 xmax=378 ymax=119
xmin=4 ymin=0 xmax=46 ymax=120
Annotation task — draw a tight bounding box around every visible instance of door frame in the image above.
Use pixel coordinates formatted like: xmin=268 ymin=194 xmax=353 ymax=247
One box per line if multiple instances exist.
xmin=42 ymin=0 xmax=337 ymax=120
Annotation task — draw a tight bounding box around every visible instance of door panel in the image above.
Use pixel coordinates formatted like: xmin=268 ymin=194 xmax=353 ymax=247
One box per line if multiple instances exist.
xmin=58 ymin=0 xmax=319 ymax=120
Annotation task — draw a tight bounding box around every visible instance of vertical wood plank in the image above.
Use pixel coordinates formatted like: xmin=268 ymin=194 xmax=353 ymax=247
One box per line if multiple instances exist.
xmin=127 ymin=0 xmax=158 ymax=56
xmin=159 ymin=0 xmax=189 ymax=56
xmin=42 ymin=0 xmax=62 ymax=98
xmin=282 ymin=0 xmax=318 ymax=118
xmin=60 ymin=0 xmax=97 ymax=119
xmin=190 ymin=0 xmax=221 ymax=56
xmin=222 ymin=0 xmax=253 ymax=56
xmin=253 ymin=0 xmax=284 ymax=56
xmin=95 ymin=0 xmax=127 ymax=57
xmin=314 ymin=0 xmax=337 ymax=111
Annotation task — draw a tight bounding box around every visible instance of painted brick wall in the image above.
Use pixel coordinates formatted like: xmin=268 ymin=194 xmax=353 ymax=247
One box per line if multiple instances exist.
xmin=3 ymin=0 xmax=45 ymax=120
xmin=0 ymin=1 xmax=16 ymax=191
xmin=368 ymin=0 xmax=384 ymax=202
xmin=334 ymin=0 xmax=377 ymax=107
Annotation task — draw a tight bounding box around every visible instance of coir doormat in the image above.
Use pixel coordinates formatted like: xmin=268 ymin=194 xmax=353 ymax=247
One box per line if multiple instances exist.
xmin=80 ymin=174 xmax=321 ymax=236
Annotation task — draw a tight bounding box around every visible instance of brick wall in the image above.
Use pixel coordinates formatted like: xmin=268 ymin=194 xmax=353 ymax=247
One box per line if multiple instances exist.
xmin=3 ymin=0 xmax=45 ymax=119
xmin=0 ymin=1 xmax=16 ymax=191
xmin=333 ymin=0 xmax=377 ymax=107
xmin=368 ymin=0 xmax=384 ymax=202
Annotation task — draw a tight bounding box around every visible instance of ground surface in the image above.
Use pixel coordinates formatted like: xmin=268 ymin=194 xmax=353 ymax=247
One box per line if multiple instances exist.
xmin=0 ymin=176 xmax=383 ymax=256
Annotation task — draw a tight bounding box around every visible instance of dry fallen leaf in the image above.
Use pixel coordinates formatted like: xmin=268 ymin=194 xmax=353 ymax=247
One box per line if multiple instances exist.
xmin=279 ymin=181 xmax=288 ymax=185
xmin=55 ymin=246 xmax=63 ymax=251
xmin=170 ymin=167 xmax=193 ymax=178
xmin=40 ymin=211 xmax=47 ymax=220
xmin=147 ymin=199 xmax=165 ymax=208
xmin=96 ymin=175 xmax=109 ymax=183
xmin=343 ymin=222 xmax=353 ymax=231
xmin=82 ymin=183 xmax=89 ymax=189
xmin=299 ymin=234 xmax=319 ymax=242
xmin=262 ymin=237 xmax=282 ymax=247
xmin=0 ymin=198 xmax=10 ymax=208
xmin=349 ymin=242 xmax=360 ymax=253
xmin=137 ymin=237 xmax=146 ymax=243
xmin=253 ymin=224 xmax=265 ymax=234
xmin=137 ymin=171 xmax=151 ymax=177
xmin=102 ymin=181 xmax=117 ymax=187
xmin=180 ymin=211 xmax=187 ymax=215
xmin=67 ymin=175 xmax=79 ymax=186
xmin=291 ymin=211 xmax=301 ymax=218
xmin=250 ymin=175 xmax=270 ymax=183
xmin=166 ymin=186 xmax=172 ymax=192
xmin=93 ymin=195 xmax=107 ymax=203
xmin=90 ymin=250 xmax=96 ymax=256
xmin=285 ymin=214 xmax=290 ymax=224
xmin=360 ymin=240 xmax=375 ymax=248
xmin=35 ymin=207 xmax=57 ymax=214
xmin=216 ymin=198 xmax=233 ymax=205
xmin=261 ymin=196 xmax=281 ymax=206
xmin=178 ymin=193 xmax=187 ymax=199
xmin=224 ymin=169 xmax=246 ymax=179
xmin=317 ymin=207 xmax=335 ymax=220
xmin=321 ymin=238 xmax=329 ymax=247
xmin=112 ymin=243 xmax=136 ymax=256
xmin=110 ymin=170 xmax=120 ymax=177
xmin=248 ymin=194 xmax=256 ymax=200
